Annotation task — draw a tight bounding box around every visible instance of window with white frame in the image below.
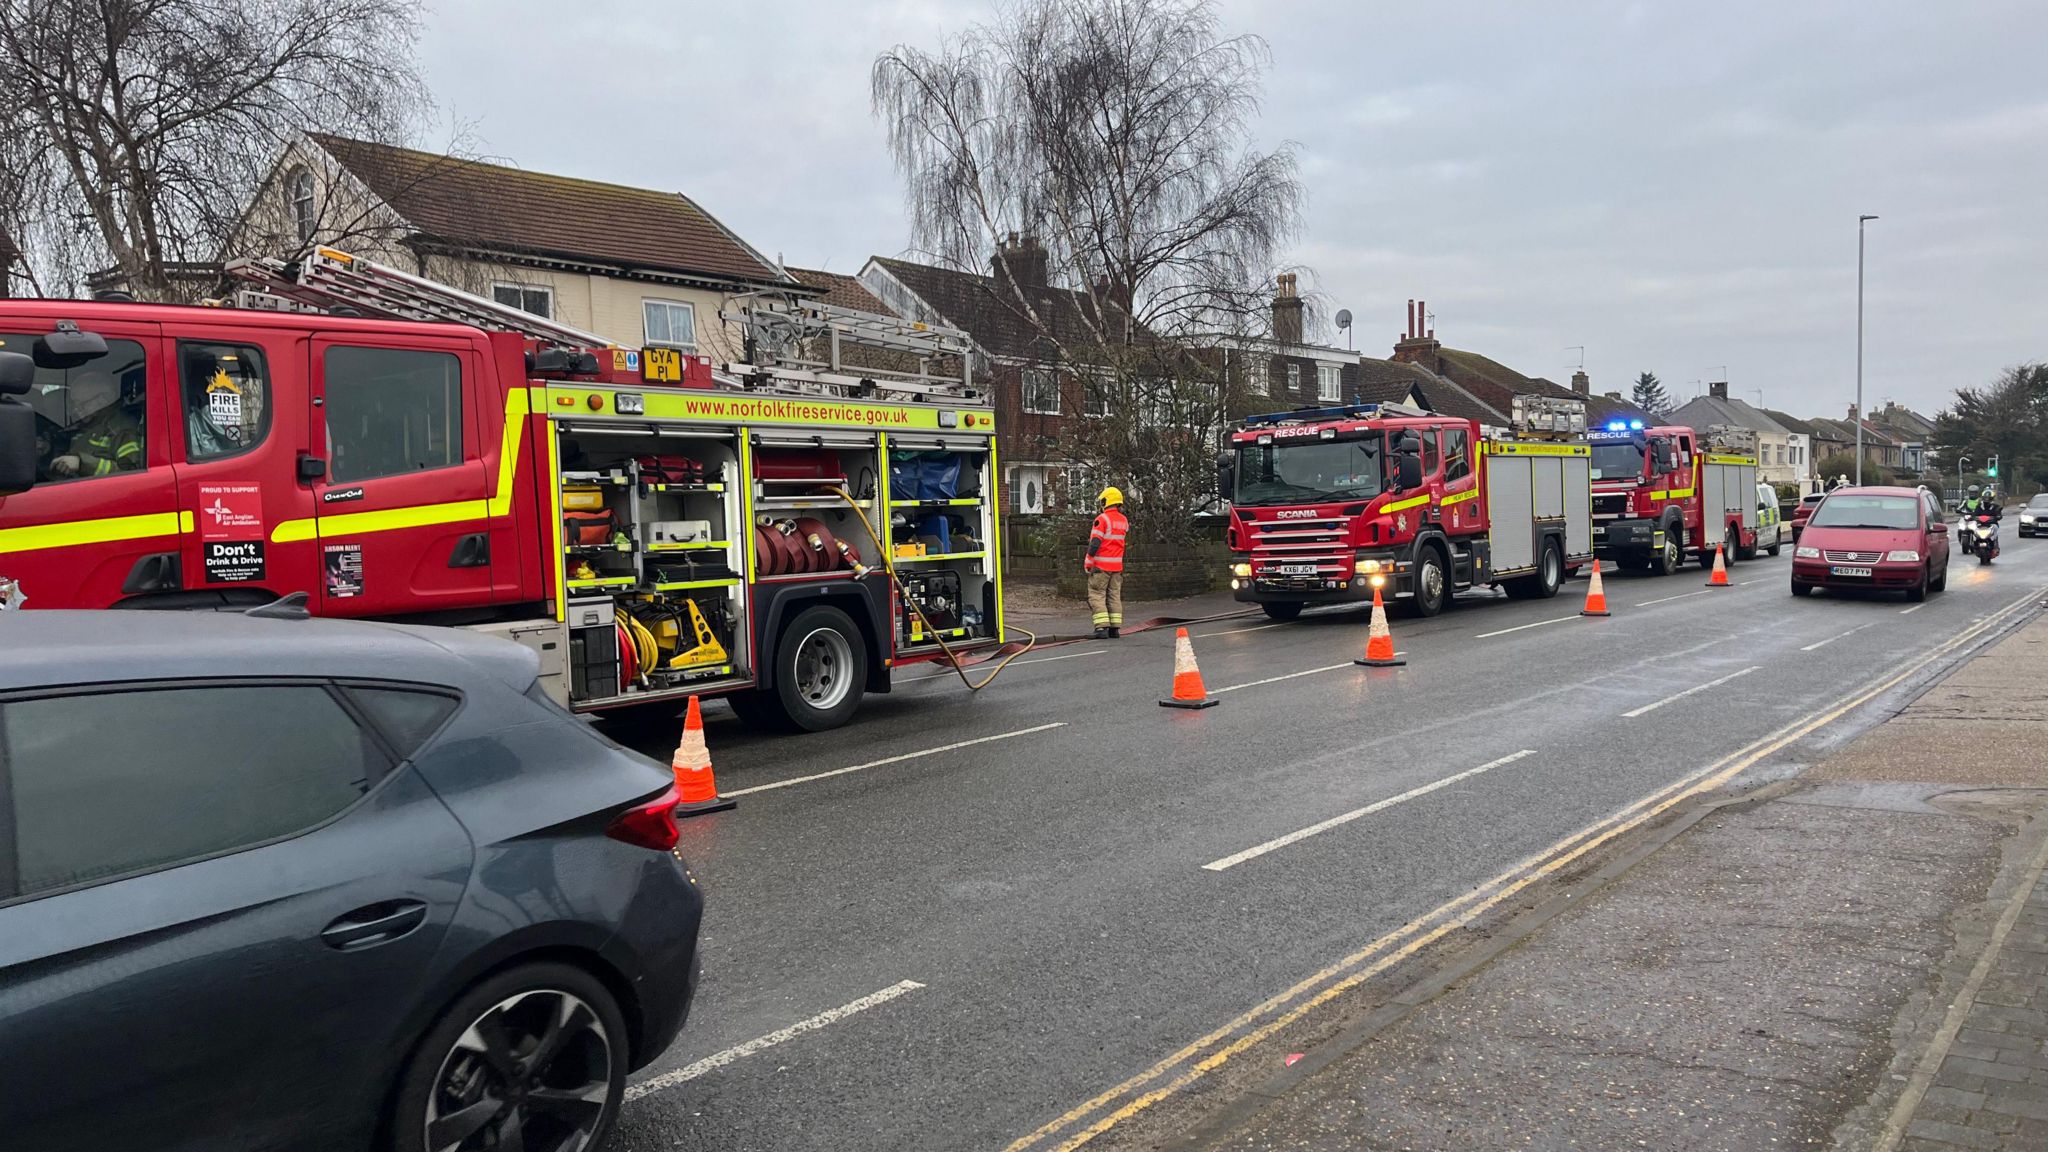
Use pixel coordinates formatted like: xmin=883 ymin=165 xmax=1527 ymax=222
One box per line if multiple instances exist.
xmin=1285 ymin=362 xmax=1301 ymax=395
xmin=1246 ymin=357 xmax=1269 ymax=396
xmin=1022 ymin=367 xmax=1062 ymax=415
xmin=642 ymin=300 xmax=697 ymax=349
xmin=286 ymin=166 xmax=316 ymax=243
xmin=1317 ymin=363 xmax=1342 ymax=402
xmin=1080 ymin=373 xmax=1111 ymax=418
xmin=491 ymin=283 xmax=553 ymax=320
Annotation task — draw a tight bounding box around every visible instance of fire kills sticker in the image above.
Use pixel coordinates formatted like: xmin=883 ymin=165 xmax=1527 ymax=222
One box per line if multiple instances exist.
xmin=198 ymin=483 xmax=266 ymax=582
xmin=324 ymin=543 xmax=364 ymax=599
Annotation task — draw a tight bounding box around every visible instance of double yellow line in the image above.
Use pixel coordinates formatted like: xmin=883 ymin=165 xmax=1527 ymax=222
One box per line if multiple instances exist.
xmin=1005 ymin=585 xmax=2046 ymax=1152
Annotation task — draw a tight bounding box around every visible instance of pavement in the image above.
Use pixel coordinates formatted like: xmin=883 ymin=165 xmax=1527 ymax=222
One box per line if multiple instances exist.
xmin=1183 ymin=616 xmax=2048 ymax=1151
xmin=592 ymin=540 xmax=2048 ymax=1152
xmin=999 ymin=582 xmax=1253 ymax=641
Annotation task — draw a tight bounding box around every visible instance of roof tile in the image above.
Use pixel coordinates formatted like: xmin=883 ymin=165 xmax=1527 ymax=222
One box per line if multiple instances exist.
xmin=311 ymin=134 xmax=790 ymax=286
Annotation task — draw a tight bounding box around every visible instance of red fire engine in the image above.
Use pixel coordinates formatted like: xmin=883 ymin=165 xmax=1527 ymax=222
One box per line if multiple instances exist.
xmin=1587 ymin=420 xmax=1761 ymax=574
xmin=0 ymin=249 xmax=1008 ymax=732
xmin=1219 ymin=395 xmax=1594 ymax=619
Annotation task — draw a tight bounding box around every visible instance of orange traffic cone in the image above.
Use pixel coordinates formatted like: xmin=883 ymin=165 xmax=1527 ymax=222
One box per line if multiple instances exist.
xmin=1580 ymin=560 xmax=1611 ymax=617
xmin=1355 ymin=586 xmax=1406 ymax=667
xmin=671 ymin=696 xmax=736 ymax=816
xmin=1159 ymin=627 xmax=1219 ymax=709
xmin=1704 ymin=544 xmax=1731 ymax=587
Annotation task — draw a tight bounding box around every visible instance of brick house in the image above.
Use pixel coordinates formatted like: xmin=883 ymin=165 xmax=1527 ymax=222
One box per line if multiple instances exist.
xmin=857 ymin=239 xmax=1160 ymax=516
xmin=1379 ymin=299 xmax=1655 ymax=431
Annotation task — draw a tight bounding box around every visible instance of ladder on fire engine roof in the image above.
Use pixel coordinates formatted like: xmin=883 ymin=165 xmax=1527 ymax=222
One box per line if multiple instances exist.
xmin=225 ymin=247 xmax=982 ymax=404
xmin=718 ymin=291 xmax=978 ymax=403
xmin=224 ymin=247 xmax=616 ymax=352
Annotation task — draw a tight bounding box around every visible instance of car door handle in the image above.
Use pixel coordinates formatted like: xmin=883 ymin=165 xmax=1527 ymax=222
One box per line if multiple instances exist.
xmin=321 ymin=900 xmax=428 ymax=952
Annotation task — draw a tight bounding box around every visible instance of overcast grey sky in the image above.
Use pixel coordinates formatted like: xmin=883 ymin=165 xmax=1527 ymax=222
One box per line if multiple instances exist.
xmin=418 ymin=0 xmax=2047 ymax=416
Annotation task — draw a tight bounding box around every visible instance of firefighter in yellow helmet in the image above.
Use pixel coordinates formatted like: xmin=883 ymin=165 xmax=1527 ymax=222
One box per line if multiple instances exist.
xmin=1086 ymin=486 xmax=1129 ymax=639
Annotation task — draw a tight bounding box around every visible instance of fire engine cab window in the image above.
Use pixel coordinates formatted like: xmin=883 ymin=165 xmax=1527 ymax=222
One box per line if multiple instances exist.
xmin=1443 ymin=429 xmax=1471 ymax=482
xmin=1234 ymin=436 xmax=1383 ymax=505
xmin=1590 ymin=441 xmax=1643 ymax=481
xmin=0 ymin=685 xmax=384 ymax=898
xmin=181 ymin=342 xmax=270 ymax=462
xmin=2 ymin=333 xmax=148 ymax=485
xmin=322 ymin=346 xmax=464 ymax=483
xmin=1423 ymin=431 xmax=1441 ymax=476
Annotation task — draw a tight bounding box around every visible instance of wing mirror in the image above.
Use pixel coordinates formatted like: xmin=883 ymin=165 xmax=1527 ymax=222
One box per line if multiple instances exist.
xmin=1929 ymin=521 xmax=1948 ymax=535
xmin=1396 ymin=451 xmax=1423 ymax=491
xmin=0 ymin=351 xmax=37 ymax=495
xmin=1214 ymin=451 xmax=1236 ymax=502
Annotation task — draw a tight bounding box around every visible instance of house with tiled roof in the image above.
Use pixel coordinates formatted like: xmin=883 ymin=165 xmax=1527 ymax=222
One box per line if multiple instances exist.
xmin=1870 ymin=402 xmax=1935 ymax=474
xmin=1374 ymin=299 xmax=1657 ymax=432
xmin=230 ymin=134 xmax=798 ymax=361
xmin=1667 ymin=383 xmax=1808 ymax=485
xmin=858 ymin=240 xmax=1167 ymax=515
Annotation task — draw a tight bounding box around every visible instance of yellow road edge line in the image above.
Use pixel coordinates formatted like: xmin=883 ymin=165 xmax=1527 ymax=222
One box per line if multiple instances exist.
xmin=1006 ymin=584 xmax=2046 ymax=1152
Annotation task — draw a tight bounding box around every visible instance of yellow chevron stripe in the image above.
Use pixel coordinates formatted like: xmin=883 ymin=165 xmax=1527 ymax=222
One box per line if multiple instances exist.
xmin=0 ymin=510 xmax=193 ymax=554
xmin=271 ymin=388 xmax=533 ymax=544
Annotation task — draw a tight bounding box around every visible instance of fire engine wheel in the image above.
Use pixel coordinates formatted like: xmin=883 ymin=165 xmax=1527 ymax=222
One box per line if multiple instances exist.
xmin=1261 ymin=601 xmax=1304 ymax=622
xmin=1410 ymin=547 xmax=1449 ymax=617
xmin=1653 ymin=524 xmax=1682 ymax=576
xmin=773 ymin=606 xmax=867 ymax=732
xmin=1504 ymin=539 xmax=1564 ymax=600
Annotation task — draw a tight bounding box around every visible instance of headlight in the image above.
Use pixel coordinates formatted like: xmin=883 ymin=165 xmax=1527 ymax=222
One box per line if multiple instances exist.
xmin=1885 ymin=550 xmax=1920 ymax=562
xmin=1231 ymin=562 xmax=1251 ymax=577
xmin=1369 ymin=574 xmax=1386 ymax=588
xmin=2022 ymin=514 xmax=2036 ymax=523
xmin=1976 ymin=526 xmax=1994 ymax=538
xmin=1361 ymin=559 xmax=1381 ymax=573
xmin=1796 ymin=546 xmax=1820 ymax=558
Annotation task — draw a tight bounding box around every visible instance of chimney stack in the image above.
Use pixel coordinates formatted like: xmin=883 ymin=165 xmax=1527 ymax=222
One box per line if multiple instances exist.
xmin=1392 ymin=295 xmax=1441 ymax=365
xmin=1271 ymin=273 xmax=1304 ymax=345
xmin=1709 ymin=380 xmax=1729 ymax=401
xmin=989 ymin=232 xmax=1048 ymax=290
xmin=1847 ymin=403 xmax=1859 ymax=422
xmin=1571 ymin=369 xmax=1591 ymax=396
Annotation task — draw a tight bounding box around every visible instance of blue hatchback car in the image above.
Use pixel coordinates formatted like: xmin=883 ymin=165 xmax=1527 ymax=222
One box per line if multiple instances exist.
xmin=0 ymin=609 xmax=703 ymax=1152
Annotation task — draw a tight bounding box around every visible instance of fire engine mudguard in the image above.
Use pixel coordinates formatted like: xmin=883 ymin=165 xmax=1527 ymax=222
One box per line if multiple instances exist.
xmin=733 ymin=577 xmax=891 ymax=731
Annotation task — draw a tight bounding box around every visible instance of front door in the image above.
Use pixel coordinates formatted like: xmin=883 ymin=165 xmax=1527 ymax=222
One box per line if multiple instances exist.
xmin=0 ymin=319 xmax=175 ymax=608
xmin=309 ymin=335 xmax=494 ymax=617
xmin=0 ymin=680 xmax=473 ymax=1152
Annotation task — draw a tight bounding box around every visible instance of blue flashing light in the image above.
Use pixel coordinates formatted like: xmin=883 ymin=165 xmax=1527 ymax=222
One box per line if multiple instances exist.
xmin=1629 ymin=419 xmax=1645 ymax=430
xmin=1605 ymin=421 xmax=1626 ymax=432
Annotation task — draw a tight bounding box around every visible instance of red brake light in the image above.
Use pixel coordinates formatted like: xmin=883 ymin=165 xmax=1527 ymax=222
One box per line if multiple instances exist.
xmin=607 ymin=785 xmax=682 ymax=851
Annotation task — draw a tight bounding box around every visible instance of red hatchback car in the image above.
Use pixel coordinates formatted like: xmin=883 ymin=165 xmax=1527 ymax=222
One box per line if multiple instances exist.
xmin=1792 ymin=486 xmax=1950 ymax=601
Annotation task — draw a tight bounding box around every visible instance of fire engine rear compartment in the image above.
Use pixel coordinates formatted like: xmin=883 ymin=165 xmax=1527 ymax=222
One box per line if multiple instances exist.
xmin=500 ymin=414 xmax=1002 ymax=716
xmin=1482 ymin=442 xmax=1593 ymax=578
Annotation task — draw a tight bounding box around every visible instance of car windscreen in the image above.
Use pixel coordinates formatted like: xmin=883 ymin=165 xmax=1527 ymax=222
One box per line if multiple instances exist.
xmin=1808 ymin=494 xmax=1920 ymax=530
xmin=2029 ymin=495 xmax=2048 ymax=509
xmin=1234 ymin=434 xmax=1383 ymax=506
xmin=1589 ymin=441 xmax=1643 ymax=481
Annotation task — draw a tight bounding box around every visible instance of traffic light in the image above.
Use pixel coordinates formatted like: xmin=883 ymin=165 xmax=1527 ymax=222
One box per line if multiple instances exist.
xmin=1988 ymin=454 xmax=1999 ymax=478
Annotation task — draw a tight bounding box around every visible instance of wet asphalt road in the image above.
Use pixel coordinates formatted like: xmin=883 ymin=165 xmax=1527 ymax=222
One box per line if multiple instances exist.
xmin=603 ymin=539 xmax=2048 ymax=1152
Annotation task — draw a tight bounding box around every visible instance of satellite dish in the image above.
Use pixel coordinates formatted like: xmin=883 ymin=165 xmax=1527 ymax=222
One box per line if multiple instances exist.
xmin=1334 ymin=309 xmax=1352 ymax=330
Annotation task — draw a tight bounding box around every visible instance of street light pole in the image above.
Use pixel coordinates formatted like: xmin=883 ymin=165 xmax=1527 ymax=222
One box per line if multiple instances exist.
xmin=1855 ymin=214 xmax=1878 ymax=484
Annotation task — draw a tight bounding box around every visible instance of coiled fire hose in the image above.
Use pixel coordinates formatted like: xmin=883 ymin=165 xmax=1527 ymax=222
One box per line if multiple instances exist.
xmin=829 ymin=485 xmax=1037 ymax=690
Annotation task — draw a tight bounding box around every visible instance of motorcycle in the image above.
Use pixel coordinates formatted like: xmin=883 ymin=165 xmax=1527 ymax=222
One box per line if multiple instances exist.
xmin=1960 ymin=513 xmax=2001 ymax=565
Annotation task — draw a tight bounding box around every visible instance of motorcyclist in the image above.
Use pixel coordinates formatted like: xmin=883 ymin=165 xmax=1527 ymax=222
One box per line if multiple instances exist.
xmin=1962 ymin=484 xmax=1985 ymax=517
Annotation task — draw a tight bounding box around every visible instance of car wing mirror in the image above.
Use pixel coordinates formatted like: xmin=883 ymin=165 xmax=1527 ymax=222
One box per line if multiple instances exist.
xmin=32 ymin=321 xmax=109 ymax=370
xmin=1929 ymin=522 xmax=1948 ymax=535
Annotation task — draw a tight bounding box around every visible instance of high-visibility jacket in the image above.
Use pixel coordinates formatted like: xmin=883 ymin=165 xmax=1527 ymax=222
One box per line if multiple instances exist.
xmin=74 ymin=407 xmax=144 ymax=476
xmin=1086 ymin=506 xmax=1128 ymax=572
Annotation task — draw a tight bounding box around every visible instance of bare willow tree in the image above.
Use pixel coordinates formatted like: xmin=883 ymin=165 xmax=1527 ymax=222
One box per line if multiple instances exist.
xmin=873 ymin=0 xmax=1301 ymax=540
xmin=0 ymin=0 xmax=430 ymax=300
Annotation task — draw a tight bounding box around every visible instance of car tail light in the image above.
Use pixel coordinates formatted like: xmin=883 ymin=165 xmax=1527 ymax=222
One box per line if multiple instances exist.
xmin=607 ymin=785 xmax=682 ymax=851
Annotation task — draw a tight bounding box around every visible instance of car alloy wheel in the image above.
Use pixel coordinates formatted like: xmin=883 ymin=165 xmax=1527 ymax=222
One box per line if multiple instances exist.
xmin=424 ymin=988 xmax=615 ymax=1152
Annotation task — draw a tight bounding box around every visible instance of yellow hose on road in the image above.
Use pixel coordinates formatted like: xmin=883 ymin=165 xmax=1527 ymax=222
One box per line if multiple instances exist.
xmin=829 ymin=485 xmax=1036 ymax=690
